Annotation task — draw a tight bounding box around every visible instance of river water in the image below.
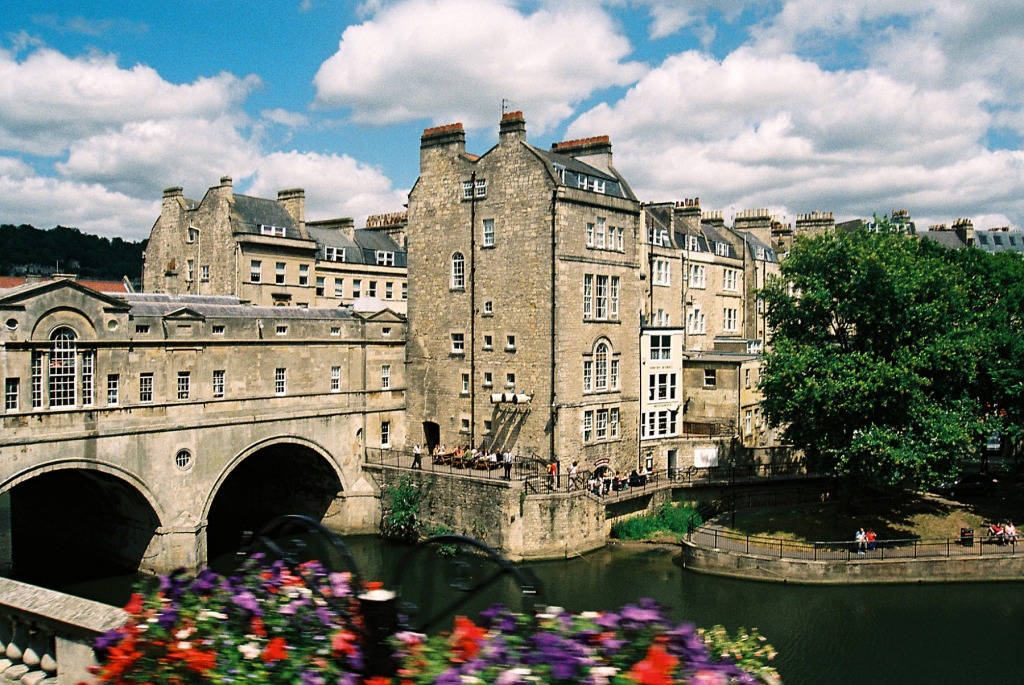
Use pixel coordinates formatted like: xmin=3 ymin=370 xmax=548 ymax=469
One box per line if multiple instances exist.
xmin=58 ymin=536 xmax=1023 ymax=685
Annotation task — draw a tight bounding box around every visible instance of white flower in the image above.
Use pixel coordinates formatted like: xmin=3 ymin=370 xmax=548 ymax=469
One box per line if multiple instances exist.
xmin=176 ymin=641 xmax=191 ymax=651
xmin=589 ymin=666 xmax=619 ymax=685
xmin=175 ymin=629 xmax=192 ymax=640
xmin=200 ymin=611 xmax=228 ymax=620
xmin=238 ymin=642 xmax=261 ymax=660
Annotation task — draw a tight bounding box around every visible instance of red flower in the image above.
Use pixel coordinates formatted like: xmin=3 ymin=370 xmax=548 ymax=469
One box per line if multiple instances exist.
xmin=629 ymin=643 xmax=679 ymax=685
xmin=124 ymin=593 xmax=144 ymax=615
xmin=251 ymin=616 xmax=267 ymax=637
xmin=262 ymin=636 xmax=289 ymax=662
xmin=364 ymin=678 xmax=393 ymax=685
xmin=332 ymin=629 xmax=358 ymax=656
xmin=450 ymin=616 xmax=486 ymax=663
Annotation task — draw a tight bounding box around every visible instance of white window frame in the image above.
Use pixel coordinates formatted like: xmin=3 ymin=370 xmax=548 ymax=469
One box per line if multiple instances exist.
xmin=106 ymin=374 xmax=119 ymax=406
xmin=275 ymin=368 xmax=287 ymax=396
xmin=650 ymin=335 xmax=671 ymax=361
xmin=331 ymin=366 xmax=341 ymax=392
xmin=687 ymin=307 xmax=706 ymax=335
xmin=382 ymin=364 xmax=391 ymax=390
xmin=724 ymin=268 xmax=739 ymax=292
xmin=381 ymin=420 xmax=391 ymax=448
xmin=213 ymin=369 xmax=225 ymax=398
xmin=689 ymin=264 xmax=706 ymax=289
xmin=724 ymin=307 xmax=738 ymax=333
xmin=298 ymin=264 xmax=309 ymax=286
xmin=139 ymin=373 xmax=153 ymax=404
xmin=275 ymin=262 xmax=286 ymax=285
xmin=177 ymin=371 xmax=190 ymax=400
xmin=5 ymin=378 xmax=19 ymax=412
xmin=376 ymin=251 xmax=395 ymax=266
xmin=451 ymin=333 xmax=465 ymax=354
xmin=451 ymin=253 xmax=465 ymax=289
xmin=482 ymin=219 xmax=495 ymax=247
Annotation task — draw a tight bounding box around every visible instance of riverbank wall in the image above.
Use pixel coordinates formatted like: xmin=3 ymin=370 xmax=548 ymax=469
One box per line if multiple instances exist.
xmin=680 ymin=538 xmax=1024 ymax=584
xmin=369 ymin=465 xmax=608 ymax=560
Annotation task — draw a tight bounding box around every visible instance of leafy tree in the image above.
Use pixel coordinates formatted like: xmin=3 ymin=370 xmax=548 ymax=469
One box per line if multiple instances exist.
xmin=760 ymin=223 xmax=996 ymax=487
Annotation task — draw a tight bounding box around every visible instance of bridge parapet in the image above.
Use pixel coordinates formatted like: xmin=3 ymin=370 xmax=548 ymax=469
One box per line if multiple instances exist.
xmin=0 ymin=577 xmax=126 ymax=684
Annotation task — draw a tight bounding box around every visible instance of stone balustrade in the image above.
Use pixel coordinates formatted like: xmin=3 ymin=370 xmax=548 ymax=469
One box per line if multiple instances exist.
xmin=0 ymin=578 xmax=127 ymax=685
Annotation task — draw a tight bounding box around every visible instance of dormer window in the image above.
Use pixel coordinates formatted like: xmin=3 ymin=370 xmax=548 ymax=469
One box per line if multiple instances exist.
xmin=376 ymin=251 xmax=395 ymax=266
xmin=260 ymin=224 xmax=287 ymax=237
xmin=687 ymin=235 xmax=700 ymax=251
xmin=324 ymin=246 xmax=345 ymax=262
xmin=187 ymin=226 xmax=199 ymax=244
xmin=715 ymin=241 xmax=730 ymax=257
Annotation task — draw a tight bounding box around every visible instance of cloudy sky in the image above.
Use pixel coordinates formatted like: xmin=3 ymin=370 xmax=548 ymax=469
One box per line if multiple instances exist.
xmin=1 ymin=0 xmax=1021 ymax=241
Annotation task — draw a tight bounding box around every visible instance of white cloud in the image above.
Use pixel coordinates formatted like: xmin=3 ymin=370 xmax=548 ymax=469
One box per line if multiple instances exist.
xmin=0 ymin=172 xmax=158 ymax=240
xmin=56 ymin=116 xmax=261 ymax=197
xmin=622 ymin=0 xmax=752 ymax=39
xmin=261 ymin=108 xmax=310 ymax=128
xmin=569 ymin=47 xmax=1024 ymax=226
xmin=312 ymin=0 xmax=646 ymax=131
xmin=246 ymin=151 xmax=408 ymax=226
xmin=0 ymin=46 xmax=258 ymax=156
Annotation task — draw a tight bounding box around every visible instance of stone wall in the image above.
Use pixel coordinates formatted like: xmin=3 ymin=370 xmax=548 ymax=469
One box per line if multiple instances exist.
xmin=371 ymin=466 xmax=606 ymax=560
xmin=681 ymin=540 xmax=1024 ymax=584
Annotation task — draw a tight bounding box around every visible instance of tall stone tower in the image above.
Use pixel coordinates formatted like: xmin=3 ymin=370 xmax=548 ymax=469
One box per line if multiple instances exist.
xmin=406 ymin=112 xmax=641 ymax=472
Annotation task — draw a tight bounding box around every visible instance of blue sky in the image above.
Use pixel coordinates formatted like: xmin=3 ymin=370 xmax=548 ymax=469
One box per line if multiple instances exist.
xmin=1 ymin=0 xmax=1021 ymax=240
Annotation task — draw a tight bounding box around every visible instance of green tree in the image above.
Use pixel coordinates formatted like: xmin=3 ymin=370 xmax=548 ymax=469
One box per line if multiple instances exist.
xmin=760 ymin=223 xmax=993 ymax=487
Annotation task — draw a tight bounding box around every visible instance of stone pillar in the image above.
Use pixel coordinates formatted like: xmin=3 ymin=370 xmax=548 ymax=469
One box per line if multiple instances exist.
xmin=0 ymin=491 xmax=11 ymax=576
xmin=144 ymin=511 xmax=207 ymax=574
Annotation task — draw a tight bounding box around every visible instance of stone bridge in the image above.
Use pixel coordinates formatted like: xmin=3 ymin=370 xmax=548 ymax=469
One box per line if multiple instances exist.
xmin=0 ymin=280 xmax=406 ymax=587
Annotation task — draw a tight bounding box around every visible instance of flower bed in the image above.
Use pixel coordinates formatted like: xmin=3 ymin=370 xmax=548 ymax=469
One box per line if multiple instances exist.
xmin=89 ymin=556 xmax=778 ymax=684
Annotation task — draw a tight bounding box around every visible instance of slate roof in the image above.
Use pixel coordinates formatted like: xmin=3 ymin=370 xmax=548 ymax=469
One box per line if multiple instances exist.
xmin=306 ymin=227 xmax=407 ymax=267
xmin=975 ymin=230 xmax=1024 ymax=253
xmin=231 ymin=194 xmax=305 ymax=240
xmin=919 ymin=231 xmax=968 ymax=250
xmin=530 ymin=146 xmax=634 ymax=201
xmin=120 ymin=293 xmax=354 ymax=320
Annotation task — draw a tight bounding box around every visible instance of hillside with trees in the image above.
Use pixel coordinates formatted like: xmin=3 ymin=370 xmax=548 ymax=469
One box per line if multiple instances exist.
xmin=0 ymin=224 xmax=145 ymax=282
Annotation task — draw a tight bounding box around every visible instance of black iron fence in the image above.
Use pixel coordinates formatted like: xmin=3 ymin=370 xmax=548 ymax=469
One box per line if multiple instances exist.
xmin=366 ymin=448 xmax=814 ymax=497
xmin=689 ymin=525 xmax=1020 ymax=562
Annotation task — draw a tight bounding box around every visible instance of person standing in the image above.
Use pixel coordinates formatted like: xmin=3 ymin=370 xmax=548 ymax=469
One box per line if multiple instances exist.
xmin=412 ymin=443 xmax=423 ymax=469
xmin=502 ymin=449 xmax=513 ymax=480
xmin=568 ymin=460 xmax=579 ymax=490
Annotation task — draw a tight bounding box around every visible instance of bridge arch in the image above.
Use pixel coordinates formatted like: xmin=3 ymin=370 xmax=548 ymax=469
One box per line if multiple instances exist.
xmin=1 ymin=460 xmax=163 ymax=593
xmin=202 ymin=436 xmax=351 ymax=561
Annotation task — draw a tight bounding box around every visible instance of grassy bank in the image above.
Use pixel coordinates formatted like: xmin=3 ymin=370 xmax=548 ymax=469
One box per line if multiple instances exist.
xmin=610 ymin=501 xmax=703 ymax=541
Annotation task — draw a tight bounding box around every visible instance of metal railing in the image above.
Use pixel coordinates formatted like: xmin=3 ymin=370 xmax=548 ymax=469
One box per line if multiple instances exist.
xmin=365 ymin=447 xmax=546 ymax=482
xmin=689 ymin=525 xmax=1020 ymax=562
xmin=365 ymin=449 xmax=814 ymax=496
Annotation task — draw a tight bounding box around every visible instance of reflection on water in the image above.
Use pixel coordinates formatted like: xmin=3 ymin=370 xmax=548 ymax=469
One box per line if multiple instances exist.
xmin=55 ymin=536 xmax=1024 ymax=685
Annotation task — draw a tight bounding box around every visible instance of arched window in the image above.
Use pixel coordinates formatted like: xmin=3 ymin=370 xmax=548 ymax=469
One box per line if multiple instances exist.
xmin=49 ymin=327 xmax=78 ymax=407
xmin=584 ymin=338 xmax=618 ymax=393
xmin=594 ymin=342 xmax=609 ymax=391
xmin=451 ymin=252 xmax=465 ymax=289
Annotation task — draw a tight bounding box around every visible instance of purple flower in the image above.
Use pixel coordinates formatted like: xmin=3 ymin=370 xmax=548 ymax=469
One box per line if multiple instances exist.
xmin=157 ymin=606 xmax=178 ymax=630
xmin=191 ymin=567 xmax=219 ymax=593
xmin=231 ymin=590 xmax=260 ymax=615
xmin=93 ymin=628 xmax=124 ymax=657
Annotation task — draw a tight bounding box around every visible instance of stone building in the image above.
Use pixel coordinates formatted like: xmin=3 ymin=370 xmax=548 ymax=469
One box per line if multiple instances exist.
xmin=142 ymin=177 xmax=407 ymax=312
xmin=406 ymin=112 xmax=642 ymax=474
xmin=0 ymin=278 xmax=405 ymax=576
xmin=638 ymin=200 xmax=781 ymax=472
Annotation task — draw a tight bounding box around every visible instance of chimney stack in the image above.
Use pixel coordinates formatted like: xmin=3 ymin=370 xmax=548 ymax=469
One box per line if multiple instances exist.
xmin=278 ymin=188 xmax=306 ymax=236
xmin=550 ymin=135 xmax=613 ymax=174
xmin=499 ymin=111 xmax=526 ymax=144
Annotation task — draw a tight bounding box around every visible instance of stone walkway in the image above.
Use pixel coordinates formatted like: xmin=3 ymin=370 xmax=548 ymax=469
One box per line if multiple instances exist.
xmin=690 ymin=525 xmax=1021 ymax=562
